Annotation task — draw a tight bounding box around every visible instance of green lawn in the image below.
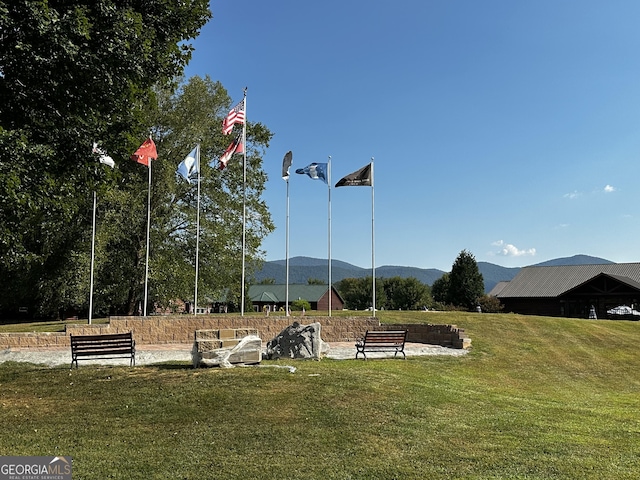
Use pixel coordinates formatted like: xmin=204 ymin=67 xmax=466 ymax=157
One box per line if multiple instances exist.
xmin=1 ymin=312 xmax=639 ymax=479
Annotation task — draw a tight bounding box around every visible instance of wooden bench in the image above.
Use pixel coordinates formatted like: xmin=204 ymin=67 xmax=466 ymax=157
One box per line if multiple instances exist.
xmin=355 ymin=330 xmax=408 ymax=360
xmin=70 ymin=332 xmax=136 ymax=368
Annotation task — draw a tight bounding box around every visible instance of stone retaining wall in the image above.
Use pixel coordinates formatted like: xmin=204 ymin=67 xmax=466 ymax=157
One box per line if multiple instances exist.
xmin=376 ymin=323 xmax=471 ymax=349
xmin=0 ymin=315 xmax=471 ymax=349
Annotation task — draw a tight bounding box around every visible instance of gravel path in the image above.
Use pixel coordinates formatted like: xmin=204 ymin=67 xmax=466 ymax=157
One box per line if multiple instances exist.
xmin=0 ymin=342 xmax=468 ymax=368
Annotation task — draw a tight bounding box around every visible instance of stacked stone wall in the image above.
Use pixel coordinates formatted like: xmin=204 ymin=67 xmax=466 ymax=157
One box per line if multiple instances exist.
xmin=0 ymin=316 xmax=470 ymax=349
xmin=375 ymin=323 xmax=471 ymax=349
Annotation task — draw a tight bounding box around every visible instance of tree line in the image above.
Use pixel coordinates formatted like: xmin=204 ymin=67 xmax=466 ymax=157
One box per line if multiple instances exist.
xmin=335 ymin=251 xmax=502 ymax=312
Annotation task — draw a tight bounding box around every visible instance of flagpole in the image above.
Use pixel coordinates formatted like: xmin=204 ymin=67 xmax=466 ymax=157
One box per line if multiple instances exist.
xmin=328 ymin=155 xmax=332 ymax=317
xmin=371 ymin=158 xmax=376 ymax=315
xmin=285 ymin=176 xmax=290 ymax=316
xmin=89 ymin=190 xmax=97 ymax=324
xmin=194 ymin=144 xmax=201 ymax=315
xmin=89 ymin=143 xmax=115 ymax=323
xmin=241 ymin=88 xmax=247 ymax=316
xmin=143 ymin=153 xmax=152 ymax=316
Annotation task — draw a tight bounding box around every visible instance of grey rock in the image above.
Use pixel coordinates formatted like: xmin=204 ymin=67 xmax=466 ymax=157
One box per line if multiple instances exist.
xmin=265 ymin=322 xmax=328 ymax=360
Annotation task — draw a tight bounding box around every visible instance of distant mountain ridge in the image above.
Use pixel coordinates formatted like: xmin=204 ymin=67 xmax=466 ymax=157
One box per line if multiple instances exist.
xmin=530 ymin=254 xmax=614 ymax=267
xmin=254 ymin=254 xmax=614 ymax=293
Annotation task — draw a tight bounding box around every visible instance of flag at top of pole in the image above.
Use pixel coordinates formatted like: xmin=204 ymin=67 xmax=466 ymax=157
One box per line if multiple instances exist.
xmin=282 ymin=151 xmax=293 ymax=181
xmin=131 ymin=137 xmax=158 ymax=167
xmin=222 ymin=99 xmax=246 ymax=135
xmin=335 ymin=163 xmax=372 ymax=187
xmin=296 ymin=162 xmax=328 ymax=183
xmin=92 ymin=142 xmax=115 ymax=168
xmin=176 ymin=145 xmax=200 ymax=183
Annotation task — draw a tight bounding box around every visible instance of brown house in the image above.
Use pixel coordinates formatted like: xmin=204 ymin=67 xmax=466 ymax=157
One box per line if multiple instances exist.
xmin=490 ymin=263 xmax=640 ymax=319
xmin=248 ymin=284 xmax=344 ymax=312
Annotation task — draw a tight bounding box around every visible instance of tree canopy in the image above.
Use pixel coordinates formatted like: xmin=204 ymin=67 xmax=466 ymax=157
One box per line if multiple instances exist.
xmin=336 ymin=276 xmax=431 ymax=311
xmin=0 ymin=2 xmax=275 ymax=319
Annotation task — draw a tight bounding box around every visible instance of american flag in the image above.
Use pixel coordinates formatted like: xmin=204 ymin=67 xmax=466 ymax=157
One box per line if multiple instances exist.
xmin=222 ymin=99 xmax=245 ymax=135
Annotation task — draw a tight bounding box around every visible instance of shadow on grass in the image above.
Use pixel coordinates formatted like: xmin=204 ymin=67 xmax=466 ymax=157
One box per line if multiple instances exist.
xmin=0 ymin=361 xmax=197 ymax=372
xmin=147 ymin=361 xmax=194 ymax=370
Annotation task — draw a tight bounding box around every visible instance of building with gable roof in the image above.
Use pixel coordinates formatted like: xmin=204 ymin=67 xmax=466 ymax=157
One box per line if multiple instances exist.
xmin=248 ymin=284 xmax=344 ymax=312
xmin=489 ymin=263 xmax=640 ymax=319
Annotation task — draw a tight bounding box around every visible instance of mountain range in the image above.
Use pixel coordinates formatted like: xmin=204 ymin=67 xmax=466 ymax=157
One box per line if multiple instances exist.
xmin=254 ymin=255 xmax=615 ymax=293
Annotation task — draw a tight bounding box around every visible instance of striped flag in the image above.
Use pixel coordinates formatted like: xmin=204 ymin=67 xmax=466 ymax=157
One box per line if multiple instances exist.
xmin=217 ymin=134 xmax=244 ymax=170
xmin=222 ymin=99 xmax=246 ymax=135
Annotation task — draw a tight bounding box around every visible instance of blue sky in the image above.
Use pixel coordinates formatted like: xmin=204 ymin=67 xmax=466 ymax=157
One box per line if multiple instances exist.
xmin=183 ymin=1 xmax=640 ymax=271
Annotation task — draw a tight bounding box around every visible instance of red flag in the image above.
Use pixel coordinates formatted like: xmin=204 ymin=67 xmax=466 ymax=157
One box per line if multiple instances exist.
xmin=222 ymin=99 xmax=245 ymax=135
xmin=131 ymin=137 xmax=158 ymax=167
xmin=218 ymin=135 xmax=244 ymax=170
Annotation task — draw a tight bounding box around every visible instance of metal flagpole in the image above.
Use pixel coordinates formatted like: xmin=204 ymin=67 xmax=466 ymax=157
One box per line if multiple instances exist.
xmin=285 ymin=174 xmax=290 ymax=316
xmin=328 ymin=155 xmax=332 ymax=317
xmin=371 ymin=158 xmax=375 ymax=315
xmin=194 ymin=144 xmax=201 ymax=315
xmin=143 ymin=156 xmax=151 ymax=316
xmin=241 ymin=88 xmax=247 ymax=316
xmin=281 ymin=151 xmax=292 ymax=316
xmin=89 ymin=190 xmax=97 ymax=324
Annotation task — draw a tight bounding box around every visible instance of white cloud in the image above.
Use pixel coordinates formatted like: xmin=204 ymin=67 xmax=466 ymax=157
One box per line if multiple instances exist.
xmin=563 ymin=191 xmax=580 ymax=199
xmin=491 ymin=240 xmax=536 ymax=257
xmin=604 ymin=184 xmax=615 ymax=193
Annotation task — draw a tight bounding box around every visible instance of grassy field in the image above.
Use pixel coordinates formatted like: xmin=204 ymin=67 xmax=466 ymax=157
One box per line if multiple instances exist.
xmin=1 ymin=311 xmax=639 ymax=479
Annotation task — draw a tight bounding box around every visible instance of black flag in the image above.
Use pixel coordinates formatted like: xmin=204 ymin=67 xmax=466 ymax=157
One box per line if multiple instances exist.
xmin=335 ymin=163 xmax=372 ymax=187
xmin=282 ymin=151 xmax=293 ymax=181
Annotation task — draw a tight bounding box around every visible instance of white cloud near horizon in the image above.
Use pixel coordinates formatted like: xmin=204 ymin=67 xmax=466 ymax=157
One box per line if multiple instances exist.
xmin=491 ymin=240 xmax=537 ymax=257
xmin=604 ymin=184 xmax=615 ymax=193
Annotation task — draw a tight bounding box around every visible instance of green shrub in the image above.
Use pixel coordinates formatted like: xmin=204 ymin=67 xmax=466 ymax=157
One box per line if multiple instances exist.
xmin=478 ymin=294 xmax=504 ymax=313
xmin=291 ymin=299 xmax=311 ymax=311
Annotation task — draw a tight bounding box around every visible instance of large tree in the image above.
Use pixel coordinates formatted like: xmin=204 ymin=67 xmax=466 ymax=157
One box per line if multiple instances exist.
xmin=93 ymin=76 xmax=274 ymax=315
xmin=448 ymin=250 xmax=484 ymax=310
xmin=0 ymin=0 xmax=211 ymax=318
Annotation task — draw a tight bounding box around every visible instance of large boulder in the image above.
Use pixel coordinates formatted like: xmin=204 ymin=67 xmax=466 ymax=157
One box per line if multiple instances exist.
xmin=265 ymin=322 xmax=328 ymax=360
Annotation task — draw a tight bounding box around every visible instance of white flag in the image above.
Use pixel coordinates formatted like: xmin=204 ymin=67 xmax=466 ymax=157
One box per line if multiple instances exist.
xmin=92 ymin=142 xmax=115 ymax=168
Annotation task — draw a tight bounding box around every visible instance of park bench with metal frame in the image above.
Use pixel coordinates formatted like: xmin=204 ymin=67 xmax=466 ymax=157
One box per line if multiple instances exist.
xmin=70 ymin=332 xmax=135 ymax=368
xmin=355 ymin=330 xmax=407 ymax=360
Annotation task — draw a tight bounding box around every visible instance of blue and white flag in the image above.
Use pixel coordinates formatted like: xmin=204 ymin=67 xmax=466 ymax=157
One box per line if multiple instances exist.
xmin=295 ymin=162 xmax=328 ymax=184
xmin=177 ymin=145 xmax=200 ymax=183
